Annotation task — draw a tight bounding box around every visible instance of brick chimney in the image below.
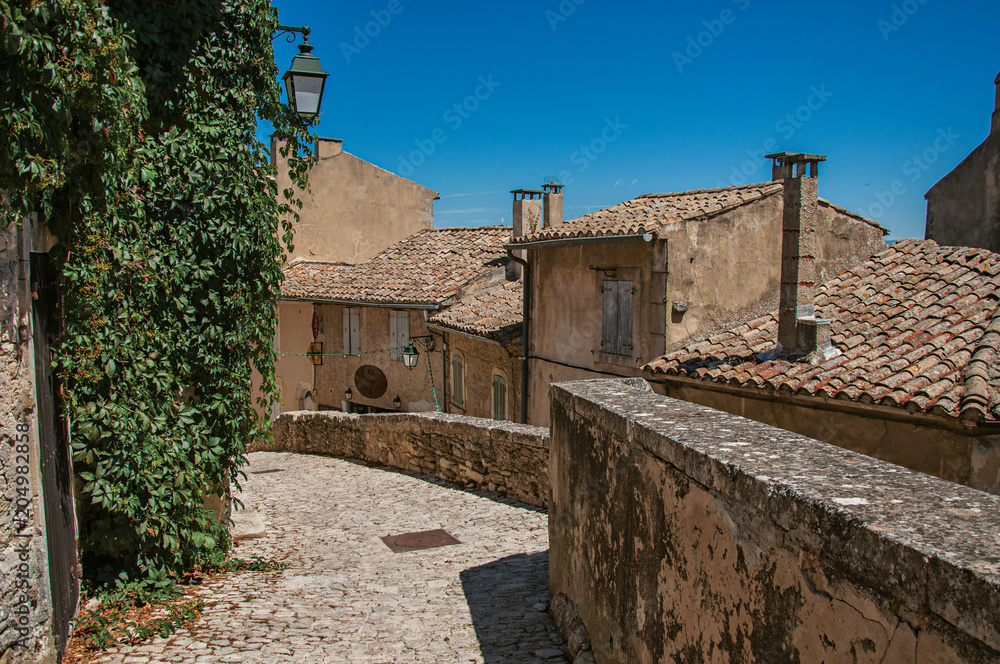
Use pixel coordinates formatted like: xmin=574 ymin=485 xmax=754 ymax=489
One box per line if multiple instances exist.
xmin=993 ymin=72 xmax=1000 ymax=135
xmin=766 ymin=152 xmax=833 ymax=357
xmin=542 ymin=182 xmax=564 ymax=228
xmin=508 ymin=189 xmax=542 ymax=280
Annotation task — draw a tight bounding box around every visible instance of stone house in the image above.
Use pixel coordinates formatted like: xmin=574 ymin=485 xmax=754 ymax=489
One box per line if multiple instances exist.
xmin=265 ymin=137 xmax=438 ymax=415
xmin=279 ymin=227 xmax=523 ymax=419
xmin=507 ymin=157 xmax=887 ymax=426
xmin=925 ymin=72 xmax=1000 ymax=252
xmin=645 ymin=235 xmax=1000 ymax=496
xmin=426 ymin=278 xmax=523 ymax=422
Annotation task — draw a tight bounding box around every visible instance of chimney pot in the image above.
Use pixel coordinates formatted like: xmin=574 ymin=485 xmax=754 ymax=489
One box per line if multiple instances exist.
xmin=508 ymin=189 xmax=542 ymax=280
xmin=768 ymin=152 xmax=826 ymax=355
xmin=542 ymin=182 xmax=564 ymax=228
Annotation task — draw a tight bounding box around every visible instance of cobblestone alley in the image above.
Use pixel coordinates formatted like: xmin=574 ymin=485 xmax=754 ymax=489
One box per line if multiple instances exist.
xmin=92 ymin=452 xmax=567 ymax=663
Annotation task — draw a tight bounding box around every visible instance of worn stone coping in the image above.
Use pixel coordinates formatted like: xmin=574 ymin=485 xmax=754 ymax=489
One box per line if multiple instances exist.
xmin=279 ymin=410 xmax=550 ymax=448
xmin=550 ymin=378 xmax=1000 ymax=650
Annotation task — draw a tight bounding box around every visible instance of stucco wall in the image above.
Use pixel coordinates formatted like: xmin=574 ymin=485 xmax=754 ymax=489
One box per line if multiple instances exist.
xmin=925 ymin=132 xmax=1000 ymax=253
xmin=274 ymin=138 xmax=436 ymax=265
xmin=262 ymin=410 xmax=550 ymax=508
xmin=549 ymin=378 xmax=1000 ymax=664
xmin=440 ymin=331 xmax=522 ymax=423
xmin=0 ymin=223 xmax=54 ymax=663
xmin=313 ymin=305 xmax=443 ymax=413
xmin=274 ymin=300 xmax=316 ymax=414
xmin=664 ymin=195 xmax=886 ymax=348
xmin=658 ymin=380 xmax=1000 ymax=495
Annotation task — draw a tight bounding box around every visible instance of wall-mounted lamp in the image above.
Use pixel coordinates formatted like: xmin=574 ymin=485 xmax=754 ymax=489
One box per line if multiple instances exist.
xmin=402 ymin=336 xmax=435 ymax=371
xmin=393 ymin=396 xmax=402 ymax=410
xmin=345 ymin=388 xmax=353 ymax=401
xmin=272 ymin=25 xmax=329 ymax=118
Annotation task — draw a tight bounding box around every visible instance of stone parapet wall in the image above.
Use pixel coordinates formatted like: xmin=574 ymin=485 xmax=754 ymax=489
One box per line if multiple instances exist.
xmin=262 ymin=411 xmax=550 ymax=508
xmin=549 ymin=378 xmax=1000 ymax=664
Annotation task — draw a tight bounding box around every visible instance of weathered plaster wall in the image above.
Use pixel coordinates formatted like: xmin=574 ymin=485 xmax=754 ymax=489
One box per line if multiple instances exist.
xmin=274 ymin=138 xmax=436 ymax=264
xmin=658 ymin=381 xmax=1000 ymax=495
xmin=664 ymin=195 xmax=885 ymax=348
xmin=0 ymin=223 xmax=54 ymax=663
xmin=313 ymin=305 xmax=443 ymax=413
xmin=262 ymin=410 xmax=550 ymax=508
xmin=926 ymin=132 xmax=1000 ymax=253
xmin=440 ymin=331 xmax=522 ymax=423
xmin=550 ymin=378 xmax=1000 ymax=664
xmin=274 ymin=300 xmax=316 ymax=413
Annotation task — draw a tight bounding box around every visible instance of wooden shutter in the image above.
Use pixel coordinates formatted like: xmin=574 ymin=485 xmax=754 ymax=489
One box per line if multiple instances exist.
xmin=452 ymin=355 xmax=464 ymax=408
xmin=352 ymin=309 xmax=361 ymax=354
xmin=492 ymin=375 xmax=506 ymax=421
xmin=618 ymin=281 xmax=633 ymax=356
xmin=389 ymin=311 xmax=399 ymax=361
xmin=343 ymin=308 xmax=351 ymax=354
xmin=602 ymin=281 xmax=617 ymax=351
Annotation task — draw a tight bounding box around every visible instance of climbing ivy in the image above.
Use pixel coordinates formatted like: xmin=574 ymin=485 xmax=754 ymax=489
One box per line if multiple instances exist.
xmin=1 ymin=0 xmax=315 ymax=583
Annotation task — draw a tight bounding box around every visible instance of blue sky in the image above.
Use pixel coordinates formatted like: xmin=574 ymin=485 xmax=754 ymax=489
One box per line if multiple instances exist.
xmin=264 ymin=0 xmax=1000 ymax=241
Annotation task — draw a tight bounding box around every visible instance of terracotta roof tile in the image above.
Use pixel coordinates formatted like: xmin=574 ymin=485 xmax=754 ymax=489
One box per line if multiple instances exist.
xmin=645 ymin=239 xmax=1000 ymax=422
xmin=510 ymin=182 xmax=882 ymax=243
xmin=428 ymin=278 xmax=523 ymax=341
xmin=281 ymin=227 xmax=512 ymax=306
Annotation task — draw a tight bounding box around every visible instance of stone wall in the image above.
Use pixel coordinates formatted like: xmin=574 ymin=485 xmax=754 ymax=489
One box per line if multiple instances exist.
xmin=0 ymin=223 xmax=54 ymax=663
xmin=549 ymin=378 xmax=1000 ymax=664
xmin=263 ymin=411 xmax=550 ymax=508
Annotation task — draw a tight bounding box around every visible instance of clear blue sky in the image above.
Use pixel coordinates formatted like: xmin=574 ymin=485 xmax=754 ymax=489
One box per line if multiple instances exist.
xmin=264 ymin=0 xmax=1000 ymax=241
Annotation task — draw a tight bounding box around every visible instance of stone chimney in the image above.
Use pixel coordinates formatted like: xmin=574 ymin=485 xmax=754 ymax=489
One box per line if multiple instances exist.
xmin=766 ymin=152 xmax=836 ymax=358
xmin=508 ymin=189 xmax=542 ymax=280
xmin=542 ymin=182 xmax=564 ymax=228
xmin=993 ymin=72 xmax=1000 ymax=135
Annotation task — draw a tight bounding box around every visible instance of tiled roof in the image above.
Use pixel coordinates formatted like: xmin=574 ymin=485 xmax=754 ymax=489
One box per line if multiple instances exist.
xmin=281 ymin=227 xmax=512 ymax=305
xmin=429 ymin=279 xmax=523 ymax=340
xmin=512 ymin=182 xmax=784 ymax=243
xmin=644 ymin=239 xmax=1000 ymax=422
xmin=510 ymin=182 xmax=886 ymax=244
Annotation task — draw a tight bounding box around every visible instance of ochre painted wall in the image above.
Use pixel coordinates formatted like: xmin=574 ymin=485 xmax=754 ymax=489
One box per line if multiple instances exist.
xmin=312 ymin=305 xmax=443 ymax=414
xmin=274 ymin=138 xmax=436 ymax=264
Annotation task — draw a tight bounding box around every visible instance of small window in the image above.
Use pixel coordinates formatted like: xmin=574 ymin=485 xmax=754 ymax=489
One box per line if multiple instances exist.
xmin=492 ymin=375 xmax=507 ymax=421
xmin=602 ymin=280 xmax=634 ymax=356
xmin=389 ymin=310 xmax=410 ymax=361
xmin=452 ymin=353 xmax=465 ymax=409
xmin=343 ymin=307 xmax=360 ymax=355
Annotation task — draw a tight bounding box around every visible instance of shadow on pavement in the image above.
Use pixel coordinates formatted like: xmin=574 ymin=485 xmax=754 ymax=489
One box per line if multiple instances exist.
xmin=460 ymin=551 xmax=569 ymax=663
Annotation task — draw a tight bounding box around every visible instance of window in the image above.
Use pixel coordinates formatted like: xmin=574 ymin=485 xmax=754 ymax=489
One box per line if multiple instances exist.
xmin=342 ymin=307 xmax=360 ymax=355
xmin=451 ymin=353 xmax=465 ymax=409
xmin=602 ymin=280 xmax=634 ymax=356
xmin=389 ymin=310 xmax=410 ymax=361
xmin=492 ymin=374 xmax=507 ymax=421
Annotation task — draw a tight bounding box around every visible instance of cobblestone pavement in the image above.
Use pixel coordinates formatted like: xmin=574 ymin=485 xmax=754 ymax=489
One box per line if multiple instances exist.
xmin=93 ymin=452 xmax=567 ymax=664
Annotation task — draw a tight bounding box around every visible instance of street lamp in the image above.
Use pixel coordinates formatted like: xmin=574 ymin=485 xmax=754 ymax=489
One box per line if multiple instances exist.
xmin=402 ymin=343 xmax=419 ymax=370
xmin=273 ymin=25 xmax=329 ymax=118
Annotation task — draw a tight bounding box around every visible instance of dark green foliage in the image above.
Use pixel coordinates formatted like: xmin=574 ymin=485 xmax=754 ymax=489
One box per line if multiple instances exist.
xmin=1 ymin=0 xmax=314 ymax=585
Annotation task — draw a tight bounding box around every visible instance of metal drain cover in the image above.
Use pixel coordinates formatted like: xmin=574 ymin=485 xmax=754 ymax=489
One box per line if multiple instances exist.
xmin=381 ymin=529 xmax=461 ymax=553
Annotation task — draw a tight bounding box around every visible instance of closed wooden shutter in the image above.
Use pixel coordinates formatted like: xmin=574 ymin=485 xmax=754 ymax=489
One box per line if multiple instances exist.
xmin=618 ymin=281 xmax=633 ymax=355
xmin=452 ymin=355 xmax=464 ymax=408
xmin=492 ymin=375 xmax=506 ymax=421
xmin=343 ymin=308 xmax=360 ymax=355
xmin=390 ymin=310 xmax=410 ymax=361
xmin=602 ymin=281 xmax=617 ymax=352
